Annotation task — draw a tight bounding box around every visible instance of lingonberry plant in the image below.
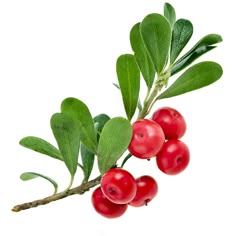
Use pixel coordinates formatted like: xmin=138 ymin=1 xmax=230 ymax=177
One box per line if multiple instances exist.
xmin=12 ymin=3 xmax=223 ymax=218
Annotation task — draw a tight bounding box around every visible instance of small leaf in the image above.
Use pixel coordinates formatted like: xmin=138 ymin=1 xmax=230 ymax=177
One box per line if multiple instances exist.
xmin=140 ymin=13 xmax=172 ymax=74
xmin=97 ymin=117 xmax=132 ymax=175
xmin=93 ymin=113 xmax=111 ymax=139
xmin=80 ymin=143 xmax=94 ymax=182
xmin=130 ymin=22 xmax=155 ymax=89
xmin=50 ymin=113 xmax=80 ymax=178
xmin=157 ymin=61 xmax=223 ymax=99
xmin=170 ymin=19 xmax=193 ymax=64
xmin=164 ymin=2 xmax=176 ymax=29
xmin=116 ymin=54 xmax=140 ymax=121
xmin=20 ymin=172 xmax=58 ymax=194
xmin=19 ymin=136 xmax=62 ymax=161
xmin=61 ymin=97 xmax=97 ymax=153
xmin=171 ymin=34 xmax=223 ymax=75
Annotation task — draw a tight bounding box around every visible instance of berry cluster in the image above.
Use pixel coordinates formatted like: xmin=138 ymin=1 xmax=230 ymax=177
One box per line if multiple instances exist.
xmin=92 ymin=168 xmax=158 ymax=218
xmin=129 ymin=106 xmax=190 ymax=175
xmin=92 ymin=107 xmax=189 ymax=218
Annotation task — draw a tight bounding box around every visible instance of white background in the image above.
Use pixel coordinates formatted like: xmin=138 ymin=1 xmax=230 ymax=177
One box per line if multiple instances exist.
xmin=0 ymin=0 xmax=235 ymax=235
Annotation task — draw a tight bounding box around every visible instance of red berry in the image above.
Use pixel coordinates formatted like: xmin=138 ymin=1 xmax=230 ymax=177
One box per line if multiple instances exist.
xmin=152 ymin=107 xmax=187 ymax=139
xmin=128 ymin=119 xmax=165 ymax=159
xmin=156 ymin=140 xmax=190 ymax=175
xmin=91 ymin=187 xmax=128 ymax=218
xmin=129 ymin=175 xmax=158 ymax=207
xmin=101 ymin=168 xmax=137 ymax=204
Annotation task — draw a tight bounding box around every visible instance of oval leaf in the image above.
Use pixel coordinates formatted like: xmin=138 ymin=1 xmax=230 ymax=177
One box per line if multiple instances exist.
xmin=97 ymin=117 xmax=132 ymax=175
xmin=130 ymin=22 xmax=155 ymax=89
xmin=93 ymin=113 xmax=111 ymax=139
xmin=140 ymin=13 xmax=171 ymax=74
xmin=116 ymin=54 xmax=140 ymax=121
xmin=61 ymin=97 xmax=97 ymax=153
xmin=19 ymin=136 xmax=62 ymax=161
xmin=170 ymin=19 xmax=193 ymax=64
xmin=164 ymin=2 xmax=176 ymax=30
xmin=157 ymin=61 xmax=223 ymax=99
xmin=80 ymin=143 xmax=94 ymax=182
xmin=20 ymin=172 xmax=58 ymax=194
xmin=171 ymin=34 xmax=223 ymax=75
xmin=50 ymin=113 xmax=80 ymax=177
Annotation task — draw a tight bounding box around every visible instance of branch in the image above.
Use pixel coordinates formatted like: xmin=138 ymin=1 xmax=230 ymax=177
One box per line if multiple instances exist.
xmin=12 ymin=175 xmax=101 ymax=212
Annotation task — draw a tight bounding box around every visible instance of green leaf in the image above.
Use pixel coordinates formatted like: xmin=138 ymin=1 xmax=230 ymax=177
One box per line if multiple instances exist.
xmin=80 ymin=113 xmax=111 ymax=181
xmin=19 ymin=136 xmax=62 ymax=161
xmin=171 ymin=34 xmax=223 ymax=75
xmin=140 ymin=13 xmax=172 ymax=74
xmin=164 ymin=2 xmax=176 ymax=29
xmin=80 ymin=143 xmax=94 ymax=182
xmin=170 ymin=19 xmax=193 ymax=64
xmin=50 ymin=113 xmax=80 ymax=177
xmin=93 ymin=113 xmax=111 ymax=139
xmin=20 ymin=172 xmax=58 ymax=194
xmin=130 ymin=22 xmax=155 ymax=89
xmin=61 ymin=97 xmax=97 ymax=153
xmin=97 ymin=117 xmax=132 ymax=175
xmin=113 ymin=83 xmax=142 ymax=112
xmin=157 ymin=61 xmax=223 ymax=99
xmin=116 ymin=54 xmax=140 ymax=121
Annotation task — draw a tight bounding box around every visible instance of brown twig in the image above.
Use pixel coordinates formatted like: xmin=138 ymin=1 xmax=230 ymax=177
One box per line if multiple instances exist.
xmin=12 ymin=175 xmax=101 ymax=212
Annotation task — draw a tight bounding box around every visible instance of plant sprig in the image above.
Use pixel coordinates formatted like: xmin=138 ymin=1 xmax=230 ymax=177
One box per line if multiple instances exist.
xmin=12 ymin=2 xmax=223 ymax=212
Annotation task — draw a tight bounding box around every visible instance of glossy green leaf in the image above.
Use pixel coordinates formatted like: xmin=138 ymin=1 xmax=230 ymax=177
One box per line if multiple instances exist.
xmin=50 ymin=113 xmax=80 ymax=177
xmin=130 ymin=22 xmax=155 ymax=89
xmin=93 ymin=113 xmax=111 ymax=139
xmin=140 ymin=13 xmax=171 ymax=74
xmin=20 ymin=172 xmax=58 ymax=194
xmin=171 ymin=34 xmax=223 ymax=75
xmin=80 ymin=143 xmax=94 ymax=182
xmin=170 ymin=19 xmax=193 ymax=64
xmin=19 ymin=136 xmax=62 ymax=161
xmin=158 ymin=61 xmax=223 ymax=99
xmin=97 ymin=117 xmax=132 ymax=175
xmin=116 ymin=54 xmax=140 ymax=121
xmin=164 ymin=2 xmax=176 ymax=29
xmin=61 ymin=97 xmax=97 ymax=153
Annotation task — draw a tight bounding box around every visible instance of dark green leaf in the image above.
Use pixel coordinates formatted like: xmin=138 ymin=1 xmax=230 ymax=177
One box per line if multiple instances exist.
xmin=97 ymin=117 xmax=132 ymax=175
xmin=130 ymin=22 xmax=155 ymax=89
xmin=50 ymin=113 xmax=80 ymax=177
xmin=61 ymin=97 xmax=97 ymax=153
xmin=19 ymin=136 xmax=62 ymax=161
xmin=20 ymin=172 xmax=58 ymax=194
xmin=93 ymin=113 xmax=111 ymax=139
xmin=140 ymin=13 xmax=171 ymax=74
xmin=164 ymin=2 xmax=176 ymax=29
xmin=80 ymin=143 xmax=94 ymax=182
xmin=158 ymin=61 xmax=223 ymax=99
xmin=170 ymin=19 xmax=193 ymax=64
xmin=171 ymin=34 xmax=223 ymax=75
xmin=116 ymin=54 xmax=140 ymax=121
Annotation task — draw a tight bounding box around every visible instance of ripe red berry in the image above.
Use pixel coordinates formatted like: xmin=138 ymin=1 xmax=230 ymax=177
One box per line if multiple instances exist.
xmin=101 ymin=168 xmax=137 ymax=204
xmin=91 ymin=187 xmax=128 ymax=218
xmin=152 ymin=107 xmax=187 ymax=139
xmin=156 ymin=139 xmax=190 ymax=175
xmin=128 ymin=119 xmax=165 ymax=159
xmin=129 ymin=175 xmax=158 ymax=207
